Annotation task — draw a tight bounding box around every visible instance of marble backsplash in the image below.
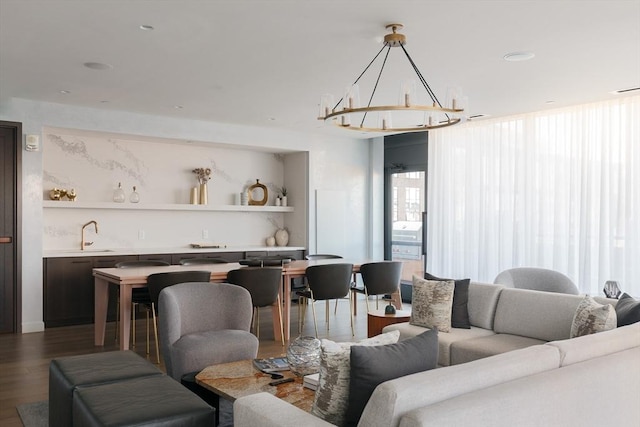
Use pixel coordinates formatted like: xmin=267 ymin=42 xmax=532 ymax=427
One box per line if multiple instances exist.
xmin=42 ymin=128 xmax=298 ymax=250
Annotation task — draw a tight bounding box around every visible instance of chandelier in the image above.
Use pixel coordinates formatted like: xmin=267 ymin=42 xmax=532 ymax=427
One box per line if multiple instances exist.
xmin=318 ymin=23 xmax=466 ymax=133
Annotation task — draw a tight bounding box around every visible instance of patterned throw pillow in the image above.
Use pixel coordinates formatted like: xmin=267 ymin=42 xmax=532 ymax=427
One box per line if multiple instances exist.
xmin=570 ymin=295 xmax=617 ymax=338
xmin=311 ymin=330 xmax=400 ymax=426
xmin=410 ymin=276 xmax=455 ymax=333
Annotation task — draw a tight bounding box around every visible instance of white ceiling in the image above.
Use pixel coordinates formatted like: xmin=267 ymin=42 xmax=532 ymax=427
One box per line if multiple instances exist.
xmin=1 ymin=0 xmax=638 ymax=139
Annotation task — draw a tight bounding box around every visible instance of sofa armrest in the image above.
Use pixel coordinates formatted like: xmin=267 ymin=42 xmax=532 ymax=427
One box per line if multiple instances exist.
xmin=234 ymin=392 xmax=334 ymax=427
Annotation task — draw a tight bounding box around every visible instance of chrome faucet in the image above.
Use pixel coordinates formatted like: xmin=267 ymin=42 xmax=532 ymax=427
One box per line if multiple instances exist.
xmin=81 ymin=220 xmax=98 ymax=250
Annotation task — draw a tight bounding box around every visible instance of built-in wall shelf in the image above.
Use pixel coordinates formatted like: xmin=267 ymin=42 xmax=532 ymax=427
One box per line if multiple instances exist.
xmin=42 ymin=201 xmax=294 ymax=213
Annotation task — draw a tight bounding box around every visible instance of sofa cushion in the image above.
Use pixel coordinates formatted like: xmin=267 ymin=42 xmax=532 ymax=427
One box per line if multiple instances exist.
xmin=358 ymin=344 xmax=561 ymax=427
xmin=425 ymin=273 xmax=470 ymax=328
xmin=382 ymin=323 xmax=496 ymax=366
xmin=493 ymin=288 xmax=584 ymax=341
xmin=311 ymin=330 xmax=399 ymax=426
xmin=570 ymin=295 xmax=617 ymax=338
xmin=345 ymin=329 xmax=438 ymax=426
xmin=615 ymin=293 xmax=640 ymax=326
xmin=547 ymin=322 xmax=640 ymax=366
xmin=467 ymin=282 xmax=503 ymax=330
xmin=450 ymin=334 xmax=546 ymax=365
xmin=410 ymin=276 xmax=455 ymax=332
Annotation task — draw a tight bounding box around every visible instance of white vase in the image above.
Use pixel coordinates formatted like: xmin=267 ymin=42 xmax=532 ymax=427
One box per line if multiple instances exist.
xmin=281 ymin=196 xmax=288 ymax=207
xmin=266 ymin=236 xmax=276 ymax=247
xmin=275 ymin=229 xmax=289 ymax=246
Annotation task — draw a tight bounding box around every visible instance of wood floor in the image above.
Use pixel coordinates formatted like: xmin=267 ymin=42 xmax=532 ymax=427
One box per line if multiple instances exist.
xmin=0 ymin=296 xmax=391 ymax=426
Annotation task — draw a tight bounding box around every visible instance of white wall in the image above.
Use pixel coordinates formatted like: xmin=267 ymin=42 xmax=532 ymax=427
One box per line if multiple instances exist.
xmin=0 ymin=97 xmax=380 ymax=333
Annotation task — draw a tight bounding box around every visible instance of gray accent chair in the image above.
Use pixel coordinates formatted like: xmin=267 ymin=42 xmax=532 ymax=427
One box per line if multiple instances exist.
xmin=351 ymin=261 xmax=403 ymax=313
xmin=493 ymin=267 xmax=579 ymax=294
xmin=158 ymin=282 xmax=259 ymax=381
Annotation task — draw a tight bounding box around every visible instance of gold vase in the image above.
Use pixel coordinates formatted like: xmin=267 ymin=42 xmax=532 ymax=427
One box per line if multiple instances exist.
xmin=199 ymin=183 xmax=208 ymax=205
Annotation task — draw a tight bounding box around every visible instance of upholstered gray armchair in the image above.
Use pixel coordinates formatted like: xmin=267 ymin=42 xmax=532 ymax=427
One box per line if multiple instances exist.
xmin=493 ymin=267 xmax=579 ymax=294
xmin=158 ymin=282 xmax=259 ymax=380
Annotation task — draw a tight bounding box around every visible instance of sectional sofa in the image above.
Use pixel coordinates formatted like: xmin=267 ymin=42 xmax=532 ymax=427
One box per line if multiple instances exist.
xmin=234 ymin=283 xmax=640 ymax=427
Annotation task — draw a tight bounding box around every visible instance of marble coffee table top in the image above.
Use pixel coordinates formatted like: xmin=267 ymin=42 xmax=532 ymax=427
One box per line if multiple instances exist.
xmin=196 ymin=359 xmax=315 ymax=412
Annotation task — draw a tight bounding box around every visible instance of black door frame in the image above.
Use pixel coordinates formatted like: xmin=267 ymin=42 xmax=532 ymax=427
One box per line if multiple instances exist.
xmin=0 ymin=121 xmax=22 ymax=333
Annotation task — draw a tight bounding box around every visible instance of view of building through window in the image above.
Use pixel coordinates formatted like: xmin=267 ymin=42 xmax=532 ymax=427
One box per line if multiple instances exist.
xmin=391 ymin=171 xmax=425 ymax=282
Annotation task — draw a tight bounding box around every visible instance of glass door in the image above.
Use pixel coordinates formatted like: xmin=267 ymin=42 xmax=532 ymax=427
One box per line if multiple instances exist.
xmin=389 ymin=170 xmax=425 ymax=283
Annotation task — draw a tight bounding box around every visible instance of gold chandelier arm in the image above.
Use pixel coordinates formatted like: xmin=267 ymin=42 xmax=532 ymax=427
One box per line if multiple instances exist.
xmin=330 ymin=117 xmax=462 ymax=132
xmin=324 ymin=104 xmax=463 ymax=120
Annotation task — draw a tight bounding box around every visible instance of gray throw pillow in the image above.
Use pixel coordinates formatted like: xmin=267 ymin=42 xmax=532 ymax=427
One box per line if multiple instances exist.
xmin=344 ymin=329 xmax=439 ymax=426
xmin=615 ymin=293 xmax=640 ymax=326
xmin=410 ymin=276 xmax=455 ymax=332
xmin=424 ymin=272 xmax=470 ymax=329
xmin=310 ymin=330 xmax=400 ymax=426
xmin=570 ymin=295 xmax=617 ymax=338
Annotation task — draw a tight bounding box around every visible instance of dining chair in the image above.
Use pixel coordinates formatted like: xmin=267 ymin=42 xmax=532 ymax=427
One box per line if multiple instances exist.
xmin=226 ymin=267 xmax=284 ymax=346
xmin=304 ymin=254 xmax=352 ymax=314
xmin=114 ymin=260 xmax=171 ymax=343
xmin=179 ymin=257 xmax=228 ymax=265
xmin=138 ymin=270 xmax=212 ymax=363
xmin=158 ymin=282 xmax=259 ymax=381
xmin=351 ymin=261 xmax=403 ymax=314
xmin=297 ymin=263 xmax=354 ymax=337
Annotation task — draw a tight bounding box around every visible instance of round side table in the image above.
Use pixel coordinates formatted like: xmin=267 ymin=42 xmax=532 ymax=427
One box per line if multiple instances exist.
xmin=367 ymin=308 xmax=411 ymax=337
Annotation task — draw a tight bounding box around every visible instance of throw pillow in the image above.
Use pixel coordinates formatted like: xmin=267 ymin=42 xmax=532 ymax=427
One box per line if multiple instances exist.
xmin=344 ymin=329 xmax=439 ymax=426
xmin=570 ymin=295 xmax=617 ymax=338
xmin=615 ymin=293 xmax=640 ymax=326
xmin=424 ymin=272 xmax=471 ymax=329
xmin=311 ymin=330 xmax=400 ymax=426
xmin=410 ymin=276 xmax=455 ymax=332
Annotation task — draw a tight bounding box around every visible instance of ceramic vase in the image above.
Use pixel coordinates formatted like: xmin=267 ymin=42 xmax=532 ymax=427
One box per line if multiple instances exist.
xmin=199 ymin=183 xmax=208 ymax=205
xmin=275 ymin=228 xmax=289 ymax=246
xmin=266 ymin=236 xmax=276 ymax=247
xmin=281 ymin=196 xmax=288 ymax=207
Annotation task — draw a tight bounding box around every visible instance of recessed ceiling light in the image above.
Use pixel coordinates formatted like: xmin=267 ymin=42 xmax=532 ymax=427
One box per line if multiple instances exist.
xmin=100 ymin=100 xmax=109 ymax=104
xmin=84 ymin=62 xmax=113 ymax=70
xmin=503 ymin=52 xmax=535 ymax=62
xmin=174 ymin=105 xmax=183 ymax=109
xmin=545 ymin=100 xmax=556 ymax=105
xmin=468 ymin=114 xmax=490 ymax=120
xmin=139 ymin=24 xmax=154 ymax=31
xmin=59 ymin=90 xmax=70 ymax=94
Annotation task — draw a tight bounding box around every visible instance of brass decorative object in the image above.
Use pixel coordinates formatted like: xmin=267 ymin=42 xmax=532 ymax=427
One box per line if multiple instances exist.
xmin=248 ymin=179 xmax=268 ymax=206
xmin=317 ymin=23 xmax=465 ymax=133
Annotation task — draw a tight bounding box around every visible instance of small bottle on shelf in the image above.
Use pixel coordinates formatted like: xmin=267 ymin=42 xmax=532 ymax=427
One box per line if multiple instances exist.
xmin=113 ymin=182 xmax=125 ymax=203
xmin=130 ymin=186 xmax=140 ymax=203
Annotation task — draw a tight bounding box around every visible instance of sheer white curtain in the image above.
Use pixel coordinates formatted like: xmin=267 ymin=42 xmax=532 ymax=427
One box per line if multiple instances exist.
xmin=427 ymin=95 xmax=639 ymax=296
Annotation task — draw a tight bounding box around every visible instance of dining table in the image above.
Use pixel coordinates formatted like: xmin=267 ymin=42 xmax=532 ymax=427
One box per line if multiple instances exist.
xmin=93 ymin=259 xmax=381 ymax=350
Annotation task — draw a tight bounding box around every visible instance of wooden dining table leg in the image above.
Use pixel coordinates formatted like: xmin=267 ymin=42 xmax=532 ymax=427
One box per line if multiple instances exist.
xmin=271 ymin=286 xmax=284 ymax=343
xmin=94 ymin=277 xmax=109 ymax=346
xmin=282 ymin=274 xmax=292 ymax=341
xmin=118 ymin=285 xmax=133 ymax=350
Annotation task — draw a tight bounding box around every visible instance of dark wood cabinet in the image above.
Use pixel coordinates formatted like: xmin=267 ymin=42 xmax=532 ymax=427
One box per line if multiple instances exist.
xmin=44 ymin=255 xmax=136 ymax=327
xmin=172 ymin=251 xmax=244 ymax=264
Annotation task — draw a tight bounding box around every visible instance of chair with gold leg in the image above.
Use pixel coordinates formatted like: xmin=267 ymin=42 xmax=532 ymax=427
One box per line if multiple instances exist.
xmin=226 ymin=267 xmax=285 ymax=346
xmin=114 ymin=260 xmax=170 ymax=344
xmin=350 ymin=261 xmax=403 ymax=313
xmin=296 ymin=263 xmax=354 ymax=337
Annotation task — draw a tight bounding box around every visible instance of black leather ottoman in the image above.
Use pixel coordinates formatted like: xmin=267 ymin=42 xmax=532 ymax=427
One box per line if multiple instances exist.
xmin=49 ymin=350 xmax=163 ymax=427
xmin=73 ymin=375 xmax=215 ymax=426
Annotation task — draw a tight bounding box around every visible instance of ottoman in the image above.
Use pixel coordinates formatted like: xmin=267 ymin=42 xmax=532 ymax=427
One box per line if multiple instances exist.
xmin=73 ymin=375 xmax=215 ymax=426
xmin=49 ymin=350 xmax=163 ymax=427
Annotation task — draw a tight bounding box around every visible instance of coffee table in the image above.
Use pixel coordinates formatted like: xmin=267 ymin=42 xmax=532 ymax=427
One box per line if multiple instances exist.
xmin=367 ymin=308 xmax=412 ymax=337
xmin=196 ymin=359 xmax=315 ymax=423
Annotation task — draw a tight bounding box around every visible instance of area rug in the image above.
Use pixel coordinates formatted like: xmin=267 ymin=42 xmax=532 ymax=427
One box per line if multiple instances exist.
xmin=16 ymin=399 xmax=233 ymax=427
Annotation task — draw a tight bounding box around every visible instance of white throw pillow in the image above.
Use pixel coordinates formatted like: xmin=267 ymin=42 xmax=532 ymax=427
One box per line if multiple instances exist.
xmin=570 ymin=295 xmax=617 ymax=338
xmin=410 ymin=276 xmax=455 ymax=333
xmin=311 ymin=330 xmax=400 ymax=426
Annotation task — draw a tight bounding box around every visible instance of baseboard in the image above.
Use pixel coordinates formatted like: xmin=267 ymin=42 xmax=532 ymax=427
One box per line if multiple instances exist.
xmin=22 ymin=321 xmax=45 ymax=333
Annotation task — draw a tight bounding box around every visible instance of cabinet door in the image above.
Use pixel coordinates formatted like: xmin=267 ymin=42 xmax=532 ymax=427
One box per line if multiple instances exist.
xmin=138 ymin=254 xmax=173 ymax=264
xmin=44 ymin=257 xmax=95 ymax=327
